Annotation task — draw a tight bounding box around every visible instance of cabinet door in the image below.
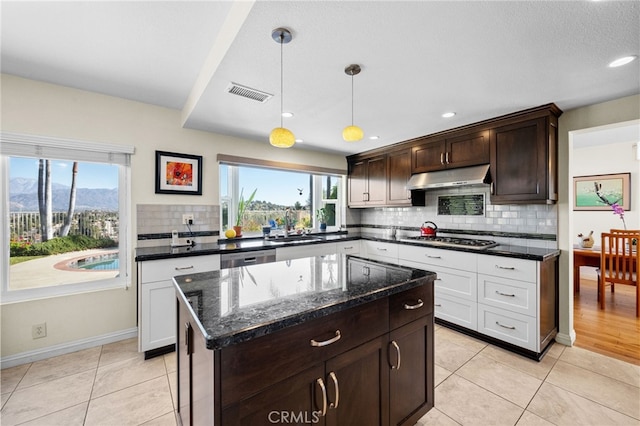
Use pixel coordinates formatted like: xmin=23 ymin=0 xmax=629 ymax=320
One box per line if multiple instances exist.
xmin=177 ymin=301 xmax=192 ymax=426
xmin=490 ymin=117 xmax=549 ymax=203
xmin=222 ymin=364 xmax=325 ymax=426
xmin=446 ymin=130 xmax=490 ymax=168
xmin=325 ymin=336 xmax=389 ymax=426
xmin=140 ymin=280 xmax=176 ymax=351
xmin=366 ymin=156 xmax=387 ymax=205
xmin=387 ymin=149 xmax=412 ymax=206
xmin=348 ymin=160 xmax=368 ymax=206
xmin=389 ymin=315 xmax=434 ymax=426
xmin=412 ymin=139 xmax=446 ymax=173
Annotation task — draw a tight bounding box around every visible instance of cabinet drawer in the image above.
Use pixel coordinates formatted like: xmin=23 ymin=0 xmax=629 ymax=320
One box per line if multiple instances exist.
xmin=220 ymin=297 xmax=389 ymax=407
xmin=390 ymin=283 xmax=433 ymax=330
xmin=434 ymin=293 xmax=477 ymax=331
xmin=432 ymin=266 xmax=477 ymax=302
xmin=362 ymin=240 xmax=399 ymax=263
xmin=399 ymin=245 xmax=477 ymax=272
xmin=139 ymin=254 xmax=220 ymax=283
xmin=275 ymin=243 xmax=336 ymax=261
xmin=477 ymin=304 xmax=537 ymax=351
xmin=477 ymin=255 xmax=537 ymax=283
xmin=336 ymin=240 xmax=361 ymax=255
xmin=478 ymin=274 xmax=536 ymax=317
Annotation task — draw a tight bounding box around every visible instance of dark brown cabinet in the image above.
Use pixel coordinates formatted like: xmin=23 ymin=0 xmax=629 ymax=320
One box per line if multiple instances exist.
xmin=412 ymin=130 xmax=490 ymax=173
xmin=489 ymin=106 xmax=560 ymax=204
xmin=387 ymin=148 xmax=412 ymax=206
xmin=348 ymin=155 xmax=386 ymax=207
xmin=178 ymin=281 xmax=434 ymax=425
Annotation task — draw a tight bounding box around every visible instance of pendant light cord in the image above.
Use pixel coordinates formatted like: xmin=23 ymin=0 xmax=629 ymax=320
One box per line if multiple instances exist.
xmin=351 ymin=73 xmax=354 ymax=126
xmin=280 ymin=33 xmax=284 ymax=129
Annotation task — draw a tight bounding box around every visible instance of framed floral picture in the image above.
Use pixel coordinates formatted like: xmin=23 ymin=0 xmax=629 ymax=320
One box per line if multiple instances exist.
xmin=155 ymin=151 xmax=202 ymax=195
xmin=573 ymin=172 xmax=630 ymax=211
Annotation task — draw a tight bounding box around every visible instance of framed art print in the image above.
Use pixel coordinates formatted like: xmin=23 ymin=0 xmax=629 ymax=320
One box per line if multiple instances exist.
xmin=573 ymin=172 xmax=630 ymax=211
xmin=155 ymin=151 xmax=202 ymax=195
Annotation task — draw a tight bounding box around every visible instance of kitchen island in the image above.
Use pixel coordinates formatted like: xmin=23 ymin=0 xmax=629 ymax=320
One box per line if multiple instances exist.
xmin=173 ymin=253 xmax=436 ymax=426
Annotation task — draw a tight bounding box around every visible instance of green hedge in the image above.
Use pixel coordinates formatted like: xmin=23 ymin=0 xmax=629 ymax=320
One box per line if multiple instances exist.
xmin=10 ymin=235 xmax=117 ymax=257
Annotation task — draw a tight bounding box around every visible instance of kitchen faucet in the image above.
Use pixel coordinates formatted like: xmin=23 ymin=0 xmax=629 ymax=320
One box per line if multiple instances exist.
xmin=283 ymin=208 xmax=291 ymax=237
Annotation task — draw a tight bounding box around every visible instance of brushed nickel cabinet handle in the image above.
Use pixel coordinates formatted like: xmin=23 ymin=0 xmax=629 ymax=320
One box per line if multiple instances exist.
xmin=495 ymin=290 xmax=516 ymax=297
xmin=440 ymin=152 xmax=445 ymax=165
xmin=310 ymin=330 xmax=341 ymax=347
xmin=390 ymin=340 xmax=401 ymax=369
xmin=328 ymin=372 xmax=339 ymax=409
xmin=316 ymin=378 xmax=327 ymax=416
xmin=434 ymin=303 xmax=442 ymax=307
xmin=496 ymin=321 xmax=516 ymax=330
xmin=404 ymin=299 xmax=424 ymax=310
xmin=377 ymin=247 xmax=388 ymax=251
xmin=445 ymin=152 xmax=450 ymax=164
xmin=495 ymin=265 xmax=516 ymax=270
xmin=426 ymin=255 xmax=442 ymax=259
xmin=175 ymin=265 xmax=194 ymax=270
xmin=491 ymin=182 xmax=494 ymax=195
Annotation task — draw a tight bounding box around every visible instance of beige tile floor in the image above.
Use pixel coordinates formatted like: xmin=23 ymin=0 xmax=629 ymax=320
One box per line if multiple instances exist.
xmin=1 ymin=325 xmax=639 ymax=425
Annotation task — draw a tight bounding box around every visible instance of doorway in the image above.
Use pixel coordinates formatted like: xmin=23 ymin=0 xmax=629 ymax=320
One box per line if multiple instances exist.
xmin=569 ymin=120 xmax=640 ymax=365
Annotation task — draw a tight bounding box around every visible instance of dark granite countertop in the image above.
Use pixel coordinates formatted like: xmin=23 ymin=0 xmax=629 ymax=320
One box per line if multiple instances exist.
xmin=173 ymin=254 xmax=434 ymax=350
xmin=136 ymin=231 xmax=558 ymax=262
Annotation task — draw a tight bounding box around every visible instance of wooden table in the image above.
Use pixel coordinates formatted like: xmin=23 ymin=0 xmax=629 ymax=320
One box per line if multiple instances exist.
xmin=573 ymin=245 xmax=601 ymax=293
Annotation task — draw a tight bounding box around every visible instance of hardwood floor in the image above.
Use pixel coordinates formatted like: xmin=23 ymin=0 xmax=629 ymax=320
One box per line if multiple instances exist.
xmin=573 ymin=277 xmax=640 ymax=365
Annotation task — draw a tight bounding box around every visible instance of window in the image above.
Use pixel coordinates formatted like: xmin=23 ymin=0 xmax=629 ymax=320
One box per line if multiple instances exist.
xmin=1 ymin=132 xmax=133 ymax=302
xmin=219 ymin=162 xmax=344 ymax=235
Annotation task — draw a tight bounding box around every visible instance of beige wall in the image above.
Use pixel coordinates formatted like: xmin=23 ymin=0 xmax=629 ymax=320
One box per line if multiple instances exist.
xmin=0 ymin=74 xmax=346 ymax=360
xmin=556 ymin=94 xmax=640 ymax=346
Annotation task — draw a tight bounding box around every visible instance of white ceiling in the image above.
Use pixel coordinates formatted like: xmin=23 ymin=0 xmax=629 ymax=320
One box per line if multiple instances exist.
xmin=2 ymin=1 xmax=639 ymax=156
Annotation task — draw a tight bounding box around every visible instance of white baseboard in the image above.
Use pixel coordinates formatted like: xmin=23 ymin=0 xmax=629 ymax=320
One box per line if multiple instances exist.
xmin=555 ymin=330 xmax=576 ymax=347
xmin=1 ymin=328 xmax=138 ymax=369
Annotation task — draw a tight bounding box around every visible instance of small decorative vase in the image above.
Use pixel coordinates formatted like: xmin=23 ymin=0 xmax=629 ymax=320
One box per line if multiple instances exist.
xmin=319 ymin=223 xmax=327 ymax=231
xmin=233 ymin=225 xmax=243 ymax=237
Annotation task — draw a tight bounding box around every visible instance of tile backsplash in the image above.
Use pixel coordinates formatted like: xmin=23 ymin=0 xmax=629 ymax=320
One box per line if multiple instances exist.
xmin=136 ymin=204 xmax=219 ymax=247
xmin=353 ymin=186 xmax=558 ymax=249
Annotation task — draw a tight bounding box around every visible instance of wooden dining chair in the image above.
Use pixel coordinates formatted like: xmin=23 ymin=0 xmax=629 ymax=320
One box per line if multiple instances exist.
xmin=598 ymin=232 xmax=640 ymax=316
xmin=610 ymin=228 xmax=640 ymax=235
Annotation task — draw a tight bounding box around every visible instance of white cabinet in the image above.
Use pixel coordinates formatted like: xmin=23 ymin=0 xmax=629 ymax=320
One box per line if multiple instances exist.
xmin=361 ymin=240 xmax=399 ymax=263
xmin=275 ymin=242 xmax=337 ymax=261
xmin=477 ymin=254 xmax=540 ymax=352
xmin=138 ymin=254 xmax=220 ymax=354
xmin=336 ymin=240 xmax=361 ymax=255
xmin=399 ymin=245 xmax=478 ymax=330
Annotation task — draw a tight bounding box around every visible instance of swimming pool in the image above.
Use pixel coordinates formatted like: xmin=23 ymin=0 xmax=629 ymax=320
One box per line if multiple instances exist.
xmin=73 ymin=252 xmax=119 ymax=271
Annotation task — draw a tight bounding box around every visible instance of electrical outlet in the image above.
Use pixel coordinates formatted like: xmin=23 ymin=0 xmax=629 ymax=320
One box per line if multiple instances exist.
xmin=182 ymin=214 xmax=194 ymax=225
xmin=32 ymin=323 xmax=47 ymax=339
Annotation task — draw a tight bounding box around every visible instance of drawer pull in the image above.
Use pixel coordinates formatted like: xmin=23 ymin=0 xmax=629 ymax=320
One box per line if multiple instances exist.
xmin=390 ymin=340 xmax=401 ymax=369
xmin=434 ymin=303 xmax=442 ymax=307
xmin=342 ymin=246 xmax=353 ymax=250
xmin=426 ymin=255 xmax=442 ymax=259
xmin=495 ymin=265 xmax=515 ymax=270
xmin=316 ymin=378 xmax=327 ymax=416
xmin=175 ymin=265 xmax=194 ymax=271
xmin=495 ymin=290 xmax=515 ymax=297
xmin=311 ymin=330 xmax=341 ymax=347
xmin=495 ymin=321 xmax=516 ymax=330
xmin=377 ymin=248 xmax=388 ymax=251
xmin=328 ymin=371 xmax=339 ymax=409
xmin=243 ymin=257 xmax=257 ymax=263
xmin=404 ymin=299 xmax=424 ymax=310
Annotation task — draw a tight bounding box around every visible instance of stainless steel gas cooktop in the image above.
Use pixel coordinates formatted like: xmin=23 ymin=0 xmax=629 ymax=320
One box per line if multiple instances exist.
xmin=400 ymin=236 xmax=499 ymax=250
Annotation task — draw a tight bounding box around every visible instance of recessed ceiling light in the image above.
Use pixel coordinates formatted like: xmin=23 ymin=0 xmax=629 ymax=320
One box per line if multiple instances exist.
xmin=281 ymin=112 xmax=294 ymax=118
xmin=369 ymin=136 xmax=379 ymax=140
xmin=442 ymin=112 xmax=456 ymax=118
xmin=608 ymin=55 xmax=637 ymax=68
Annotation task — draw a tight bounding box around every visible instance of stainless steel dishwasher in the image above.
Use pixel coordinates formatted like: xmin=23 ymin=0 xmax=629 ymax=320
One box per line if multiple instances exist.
xmin=220 ymin=249 xmax=276 ymax=269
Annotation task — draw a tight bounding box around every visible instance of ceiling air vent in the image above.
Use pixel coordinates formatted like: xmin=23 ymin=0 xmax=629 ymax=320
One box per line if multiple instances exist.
xmin=226 ymin=82 xmax=273 ymax=103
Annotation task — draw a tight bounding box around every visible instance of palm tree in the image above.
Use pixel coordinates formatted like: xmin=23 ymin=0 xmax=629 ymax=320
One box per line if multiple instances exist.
xmin=38 ymin=159 xmax=53 ymax=241
xmin=60 ymin=162 xmax=78 ymax=236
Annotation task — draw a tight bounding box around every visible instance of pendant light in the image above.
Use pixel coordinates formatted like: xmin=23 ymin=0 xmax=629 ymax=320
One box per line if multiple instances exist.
xmin=269 ymin=28 xmax=295 ymax=148
xmin=343 ymin=64 xmax=363 ymax=142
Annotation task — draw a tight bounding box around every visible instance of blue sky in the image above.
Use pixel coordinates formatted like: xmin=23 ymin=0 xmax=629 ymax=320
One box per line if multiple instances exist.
xmin=10 ymin=158 xmax=118 ymax=189
xmin=239 ymin=168 xmax=311 ymax=206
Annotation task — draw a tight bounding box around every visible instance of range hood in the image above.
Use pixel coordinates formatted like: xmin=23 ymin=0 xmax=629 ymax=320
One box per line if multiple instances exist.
xmin=406 ymin=164 xmax=491 ymax=190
